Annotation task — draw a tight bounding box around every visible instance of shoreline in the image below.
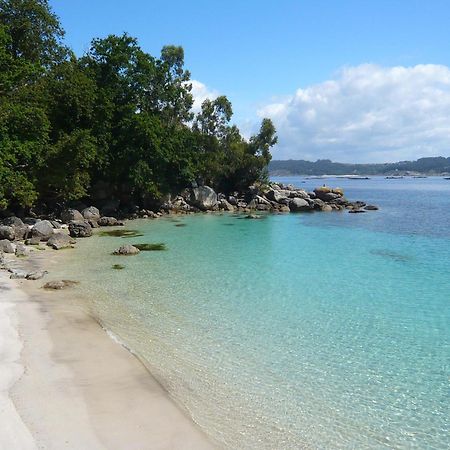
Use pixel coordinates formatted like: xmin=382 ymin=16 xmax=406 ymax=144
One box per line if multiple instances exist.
xmin=1 ymin=249 xmax=216 ymax=449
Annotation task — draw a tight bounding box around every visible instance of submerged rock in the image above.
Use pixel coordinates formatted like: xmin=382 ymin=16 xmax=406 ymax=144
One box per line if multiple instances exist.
xmin=43 ymin=280 xmax=78 ymax=290
xmin=364 ymin=205 xmax=379 ymax=211
xmin=112 ymin=244 xmax=140 ymax=255
xmin=26 ymin=270 xmax=48 ymax=280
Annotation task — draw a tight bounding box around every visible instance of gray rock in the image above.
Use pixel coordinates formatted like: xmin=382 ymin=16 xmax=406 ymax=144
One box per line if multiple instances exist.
xmin=289 ymin=198 xmax=311 ymax=212
xmin=266 ymin=189 xmax=288 ymax=203
xmin=81 ymin=206 xmax=100 ymax=222
xmin=0 ymin=225 xmax=15 ymax=241
xmin=0 ymin=239 xmax=15 ymax=253
xmin=15 ymin=243 xmax=29 ymax=257
xmin=50 ymin=220 xmax=62 ymax=229
xmin=61 ymin=209 xmax=83 ymax=223
xmin=1 ymin=217 xmax=29 ymax=240
xmin=219 ymin=200 xmax=235 ymax=211
xmin=86 ymin=219 xmax=99 ymax=228
xmin=98 ymin=216 xmax=119 ymax=226
xmin=26 ymin=271 xmax=48 ymax=280
xmin=364 ymin=205 xmax=379 ymax=211
xmin=68 ymin=221 xmax=92 ymax=238
xmin=25 ymin=236 xmax=41 ymax=245
xmin=321 ymin=204 xmax=333 ymax=212
xmin=188 ymin=186 xmax=218 ymax=210
xmin=113 ymin=244 xmax=140 ymax=255
xmin=31 ymin=220 xmax=54 ymax=241
xmin=47 ymin=233 xmax=75 ymax=250
xmin=227 ymin=196 xmax=237 ymax=206
xmin=10 ymin=270 xmax=28 ymax=279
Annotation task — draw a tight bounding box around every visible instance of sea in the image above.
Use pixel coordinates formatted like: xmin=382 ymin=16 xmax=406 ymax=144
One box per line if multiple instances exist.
xmin=54 ymin=176 xmax=450 ymax=449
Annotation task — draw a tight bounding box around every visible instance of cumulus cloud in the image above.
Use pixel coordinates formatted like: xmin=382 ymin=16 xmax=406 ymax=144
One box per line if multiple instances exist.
xmin=257 ymin=64 xmax=450 ymax=162
xmin=189 ymin=79 xmax=219 ymax=112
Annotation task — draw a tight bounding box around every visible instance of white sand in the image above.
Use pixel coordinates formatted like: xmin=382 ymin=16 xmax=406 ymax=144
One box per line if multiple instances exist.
xmin=0 ymin=251 xmax=216 ymax=449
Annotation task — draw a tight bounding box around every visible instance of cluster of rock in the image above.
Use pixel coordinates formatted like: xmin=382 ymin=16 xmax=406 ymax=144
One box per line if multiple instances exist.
xmin=158 ymin=183 xmax=378 ymax=214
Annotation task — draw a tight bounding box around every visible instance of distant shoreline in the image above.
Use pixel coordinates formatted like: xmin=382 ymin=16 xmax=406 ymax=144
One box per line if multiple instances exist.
xmin=269 ymin=156 xmax=450 ymax=177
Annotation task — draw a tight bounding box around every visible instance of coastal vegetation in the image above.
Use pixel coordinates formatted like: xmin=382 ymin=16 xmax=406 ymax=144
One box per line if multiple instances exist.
xmin=0 ymin=0 xmax=277 ymax=215
xmin=269 ymin=156 xmax=450 ymax=176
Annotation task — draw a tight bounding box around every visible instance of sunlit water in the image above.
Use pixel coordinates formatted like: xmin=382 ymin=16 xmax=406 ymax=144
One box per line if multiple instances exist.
xmin=54 ymin=177 xmax=450 ymax=449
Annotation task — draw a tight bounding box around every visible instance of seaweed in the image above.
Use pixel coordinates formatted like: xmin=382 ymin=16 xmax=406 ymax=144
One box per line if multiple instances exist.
xmin=133 ymin=243 xmax=166 ymax=251
xmin=175 ymin=223 xmax=187 ymax=227
xmin=112 ymin=264 xmax=125 ymax=270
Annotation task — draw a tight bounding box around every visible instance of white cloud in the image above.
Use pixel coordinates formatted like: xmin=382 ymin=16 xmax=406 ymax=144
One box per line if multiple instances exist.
xmin=189 ymin=80 xmax=219 ymax=112
xmin=257 ymin=64 xmax=450 ymax=162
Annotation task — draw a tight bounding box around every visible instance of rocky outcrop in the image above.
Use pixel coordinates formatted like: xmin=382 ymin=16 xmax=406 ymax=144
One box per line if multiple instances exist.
xmin=188 ymin=186 xmax=218 ymax=211
xmin=61 ymin=209 xmax=83 ymax=223
xmin=81 ymin=206 xmax=101 ymax=222
xmin=113 ymin=244 xmax=140 ymax=255
xmin=31 ymin=220 xmax=54 ymax=241
xmin=1 ymin=217 xmax=29 ymax=240
xmin=68 ymin=221 xmax=93 ymax=238
xmin=47 ymin=233 xmax=75 ymax=250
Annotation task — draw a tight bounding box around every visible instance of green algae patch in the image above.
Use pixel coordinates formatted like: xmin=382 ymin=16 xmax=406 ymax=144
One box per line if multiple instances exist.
xmin=112 ymin=264 xmax=125 ymax=270
xmin=99 ymin=229 xmax=143 ymax=238
xmin=134 ymin=243 xmax=166 ymax=251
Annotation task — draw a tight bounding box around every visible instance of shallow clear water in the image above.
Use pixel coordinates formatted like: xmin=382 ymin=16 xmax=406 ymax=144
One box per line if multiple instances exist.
xmin=55 ymin=177 xmax=450 ymax=449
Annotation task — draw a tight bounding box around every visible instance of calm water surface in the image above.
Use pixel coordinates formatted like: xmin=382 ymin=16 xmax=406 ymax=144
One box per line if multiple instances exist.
xmin=55 ymin=177 xmax=450 ymax=449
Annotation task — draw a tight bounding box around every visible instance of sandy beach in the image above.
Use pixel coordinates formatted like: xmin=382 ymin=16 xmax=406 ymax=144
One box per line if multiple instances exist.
xmin=0 ymin=249 xmax=215 ymax=449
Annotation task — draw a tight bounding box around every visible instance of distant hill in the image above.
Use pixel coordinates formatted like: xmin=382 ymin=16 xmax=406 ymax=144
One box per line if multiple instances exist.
xmin=269 ymin=157 xmax=450 ymax=176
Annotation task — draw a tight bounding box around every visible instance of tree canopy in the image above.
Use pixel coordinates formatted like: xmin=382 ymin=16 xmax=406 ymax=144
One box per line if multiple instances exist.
xmin=0 ymin=0 xmax=277 ymax=213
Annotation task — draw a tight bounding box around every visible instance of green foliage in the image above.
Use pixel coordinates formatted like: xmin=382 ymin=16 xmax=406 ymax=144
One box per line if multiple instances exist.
xmin=0 ymin=0 xmax=277 ymax=213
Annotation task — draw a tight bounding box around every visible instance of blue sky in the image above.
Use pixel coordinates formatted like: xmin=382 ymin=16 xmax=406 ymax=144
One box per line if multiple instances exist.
xmin=50 ymin=1 xmax=450 ymax=162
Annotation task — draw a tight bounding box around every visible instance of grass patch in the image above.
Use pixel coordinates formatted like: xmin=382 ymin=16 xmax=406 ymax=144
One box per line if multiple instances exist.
xmin=134 ymin=243 xmax=166 ymax=251
xmin=99 ymin=229 xmax=143 ymax=238
xmin=112 ymin=264 xmax=125 ymax=270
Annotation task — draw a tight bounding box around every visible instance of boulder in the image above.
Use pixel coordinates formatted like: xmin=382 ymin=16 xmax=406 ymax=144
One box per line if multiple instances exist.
xmin=15 ymin=243 xmax=29 ymax=257
xmin=47 ymin=233 xmax=75 ymax=250
xmin=43 ymin=280 xmax=78 ymax=290
xmin=188 ymin=186 xmax=218 ymax=210
xmin=25 ymin=236 xmax=41 ymax=245
xmin=81 ymin=206 xmax=100 ymax=222
xmin=0 ymin=239 xmax=15 ymax=253
xmin=289 ymin=198 xmax=311 ymax=212
xmin=113 ymin=244 xmax=140 ymax=255
xmin=314 ymin=186 xmax=344 ymax=202
xmin=31 ymin=220 xmax=54 ymax=241
xmin=1 ymin=217 xmax=29 ymax=240
xmin=26 ymin=271 xmax=48 ymax=280
xmin=219 ymin=199 xmax=235 ymax=211
xmin=98 ymin=216 xmax=119 ymax=226
xmin=10 ymin=270 xmax=28 ymax=279
xmin=321 ymin=204 xmax=333 ymax=212
xmin=266 ymin=189 xmax=288 ymax=203
xmin=68 ymin=221 xmax=92 ymax=238
xmin=61 ymin=209 xmax=83 ymax=223
xmin=227 ymin=196 xmax=237 ymax=206
xmin=0 ymin=225 xmax=15 ymax=241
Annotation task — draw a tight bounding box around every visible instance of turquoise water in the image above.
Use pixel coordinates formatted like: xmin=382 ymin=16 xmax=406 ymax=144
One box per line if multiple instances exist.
xmin=56 ymin=178 xmax=450 ymax=449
